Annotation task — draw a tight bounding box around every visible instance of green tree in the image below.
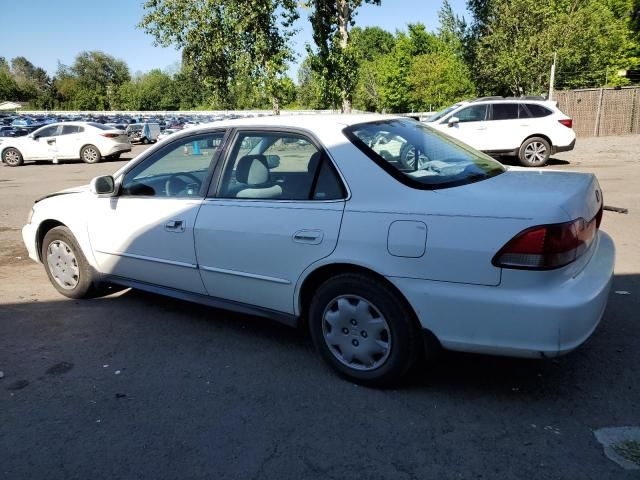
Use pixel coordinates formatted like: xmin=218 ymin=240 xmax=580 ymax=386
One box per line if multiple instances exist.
xmin=139 ymin=0 xmax=298 ymax=113
xmin=55 ymin=51 xmax=130 ymax=109
xmin=306 ymin=0 xmax=381 ymax=112
xmin=468 ymin=0 xmax=638 ymax=94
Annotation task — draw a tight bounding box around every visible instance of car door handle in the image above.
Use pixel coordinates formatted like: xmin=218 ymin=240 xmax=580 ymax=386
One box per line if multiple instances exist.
xmin=165 ymin=220 xmax=185 ymax=233
xmin=475 ymin=126 xmax=487 ymax=131
xmin=293 ymin=229 xmax=323 ymax=245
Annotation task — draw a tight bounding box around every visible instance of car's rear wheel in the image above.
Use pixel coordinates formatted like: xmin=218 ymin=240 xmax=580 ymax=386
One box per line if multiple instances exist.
xmin=309 ymin=273 xmax=421 ymax=387
xmin=3 ymin=148 xmax=24 ymax=167
xmin=518 ymin=137 xmax=551 ymax=167
xmin=42 ymin=226 xmax=97 ymax=299
xmin=80 ymin=145 xmax=102 ymax=164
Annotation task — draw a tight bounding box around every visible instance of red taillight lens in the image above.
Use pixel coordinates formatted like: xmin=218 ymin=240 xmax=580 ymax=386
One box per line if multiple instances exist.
xmin=558 ymin=119 xmax=573 ymax=128
xmin=101 ymin=133 xmax=119 ymax=138
xmin=493 ymin=217 xmax=597 ymax=270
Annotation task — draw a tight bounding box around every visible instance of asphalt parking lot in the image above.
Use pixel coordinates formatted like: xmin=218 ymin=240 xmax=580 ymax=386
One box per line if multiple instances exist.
xmin=1 ymin=137 xmax=639 ymax=479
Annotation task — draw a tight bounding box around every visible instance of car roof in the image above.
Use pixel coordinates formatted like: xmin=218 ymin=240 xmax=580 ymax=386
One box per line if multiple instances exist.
xmin=185 ymin=113 xmax=402 ymax=135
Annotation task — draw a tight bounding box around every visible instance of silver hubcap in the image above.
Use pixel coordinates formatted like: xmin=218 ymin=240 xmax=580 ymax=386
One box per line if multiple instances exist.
xmin=524 ymin=142 xmax=547 ymax=164
xmin=4 ymin=150 xmax=20 ymax=164
xmin=322 ymin=295 xmax=392 ymax=371
xmin=46 ymin=240 xmax=80 ymax=290
xmin=83 ymin=147 xmax=98 ymax=162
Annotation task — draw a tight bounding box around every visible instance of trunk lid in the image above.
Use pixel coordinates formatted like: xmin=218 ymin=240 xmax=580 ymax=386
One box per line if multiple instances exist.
xmin=436 ymin=168 xmax=603 ymax=224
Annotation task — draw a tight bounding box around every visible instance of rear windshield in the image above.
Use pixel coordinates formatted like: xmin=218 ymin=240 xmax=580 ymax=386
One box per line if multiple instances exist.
xmin=345 ymin=118 xmax=505 ymax=189
xmin=88 ymin=122 xmax=113 ymax=130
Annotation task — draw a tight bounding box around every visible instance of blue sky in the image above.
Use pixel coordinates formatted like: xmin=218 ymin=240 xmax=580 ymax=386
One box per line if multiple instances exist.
xmin=0 ymin=0 xmax=468 ymax=78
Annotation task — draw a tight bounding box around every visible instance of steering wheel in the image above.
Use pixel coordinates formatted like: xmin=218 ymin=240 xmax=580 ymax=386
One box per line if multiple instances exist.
xmin=164 ymin=172 xmax=201 ymax=196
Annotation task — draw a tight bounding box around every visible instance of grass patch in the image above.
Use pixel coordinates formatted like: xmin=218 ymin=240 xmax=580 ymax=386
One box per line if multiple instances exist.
xmin=612 ymin=440 xmax=640 ymax=466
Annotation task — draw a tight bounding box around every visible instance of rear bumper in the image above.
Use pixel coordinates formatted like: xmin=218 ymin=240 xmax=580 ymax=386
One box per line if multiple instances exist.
xmin=388 ymin=231 xmax=615 ymax=358
xmin=552 ymin=138 xmax=576 ymax=154
xmin=103 ymin=144 xmax=131 ymax=156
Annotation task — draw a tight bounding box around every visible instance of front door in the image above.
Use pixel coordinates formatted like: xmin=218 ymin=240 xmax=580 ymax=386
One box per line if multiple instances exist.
xmin=194 ymin=130 xmax=346 ymax=314
xmin=439 ymin=103 xmax=490 ymax=150
xmin=87 ymin=131 xmax=226 ymax=294
xmin=28 ymin=124 xmax=61 ymax=160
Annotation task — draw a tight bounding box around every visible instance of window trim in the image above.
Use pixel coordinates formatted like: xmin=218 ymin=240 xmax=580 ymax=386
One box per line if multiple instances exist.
xmin=207 ymin=127 xmax=348 ymax=203
xmin=343 ymin=118 xmax=505 ymax=191
xmin=117 ymin=129 xmax=229 ymax=199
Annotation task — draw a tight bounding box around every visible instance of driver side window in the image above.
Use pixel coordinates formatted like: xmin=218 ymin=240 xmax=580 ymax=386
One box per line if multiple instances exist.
xmin=121 ymin=132 xmax=225 ymax=197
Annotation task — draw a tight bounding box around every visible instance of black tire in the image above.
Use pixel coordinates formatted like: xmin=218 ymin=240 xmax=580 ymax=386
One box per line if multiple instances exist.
xmin=41 ymin=226 xmax=97 ymax=299
xmin=142 ymin=137 xmax=150 ymax=145
xmin=309 ymin=273 xmax=422 ymax=387
xmin=2 ymin=147 xmax=24 ymax=167
xmin=80 ymin=145 xmax=102 ymax=164
xmin=518 ymin=137 xmax=551 ymax=167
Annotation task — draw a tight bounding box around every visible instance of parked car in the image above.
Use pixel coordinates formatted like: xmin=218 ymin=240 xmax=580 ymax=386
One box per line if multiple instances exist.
xmin=126 ymin=122 xmax=161 ymax=144
xmin=426 ymin=97 xmax=576 ymax=167
xmin=1 ymin=122 xmax=131 ymax=166
xmin=22 ymin=115 xmax=613 ymax=386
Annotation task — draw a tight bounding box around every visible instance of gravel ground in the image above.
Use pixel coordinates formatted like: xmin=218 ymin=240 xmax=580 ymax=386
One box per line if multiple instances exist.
xmin=0 ymin=135 xmax=639 ymax=479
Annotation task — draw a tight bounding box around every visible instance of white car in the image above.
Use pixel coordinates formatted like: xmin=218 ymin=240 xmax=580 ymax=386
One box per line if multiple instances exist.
xmin=22 ymin=115 xmax=614 ymax=386
xmin=426 ymin=98 xmax=576 ymax=167
xmin=1 ymin=122 xmax=131 ymax=167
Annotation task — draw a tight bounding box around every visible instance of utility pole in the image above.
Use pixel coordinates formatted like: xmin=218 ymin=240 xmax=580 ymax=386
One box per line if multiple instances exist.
xmin=548 ymin=52 xmax=557 ymax=101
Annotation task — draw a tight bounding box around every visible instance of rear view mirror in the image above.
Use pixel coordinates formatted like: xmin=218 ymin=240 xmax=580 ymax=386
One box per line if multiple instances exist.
xmin=448 ymin=117 xmax=460 ymax=127
xmin=89 ymin=175 xmax=116 ymax=196
xmin=266 ymin=154 xmax=280 ymax=169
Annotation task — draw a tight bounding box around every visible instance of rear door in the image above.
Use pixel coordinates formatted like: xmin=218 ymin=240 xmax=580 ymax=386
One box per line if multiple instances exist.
xmin=55 ymin=124 xmax=85 ymax=158
xmin=485 ymin=102 xmax=526 ymax=151
xmin=194 ymin=129 xmax=346 ymax=314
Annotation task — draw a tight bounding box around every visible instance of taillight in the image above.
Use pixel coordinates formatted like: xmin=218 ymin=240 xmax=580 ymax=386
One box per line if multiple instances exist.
xmin=493 ymin=217 xmax=597 ymax=270
xmin=558 ymin=119 xmax=573 ymax=128
xmin=101 ymin=133 xmax=119 ymax=138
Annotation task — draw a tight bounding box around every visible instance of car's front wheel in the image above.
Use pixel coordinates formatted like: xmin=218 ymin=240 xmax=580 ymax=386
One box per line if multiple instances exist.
xmin=80 ymin=145 xmax=102 ymax=164
xmin=518 ymin=137 xmax=551 ymax=167
xmin=2 ymin=148 xmax=24 ymax=167
xmin=309 ymin=273 xmax=421 ymax=387
xmin=42 ymin=226 xmax=97 ymax=299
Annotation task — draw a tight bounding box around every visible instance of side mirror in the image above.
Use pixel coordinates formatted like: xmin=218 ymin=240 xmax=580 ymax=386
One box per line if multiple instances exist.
xmin=265 ymin=154 xmax=280 ymax=169
xmin=28 ymin=133 xmax=36 ymax=139
xmin=447 ymin=117 xmax=460 ymax=127
xmin=89 ymin=175 xmax=116 ymax=196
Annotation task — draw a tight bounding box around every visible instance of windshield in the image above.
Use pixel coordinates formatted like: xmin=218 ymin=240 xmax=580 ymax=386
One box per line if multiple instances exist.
xmin=425 ymin=104 xmax=463 ymax=123
xmin=345 ymin=118 xmax=505 ymax=189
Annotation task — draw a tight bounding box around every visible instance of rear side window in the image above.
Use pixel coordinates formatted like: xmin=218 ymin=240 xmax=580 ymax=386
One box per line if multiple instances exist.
xmin=525 ymin=104 xmax=552 ymax=117
xmin=490 ymin=103 xmax=518 ymax=120
xmin=345 ymin=118 xmax=505 ymax=189
xmin=61 ymin=125 xmax=84 ymax=135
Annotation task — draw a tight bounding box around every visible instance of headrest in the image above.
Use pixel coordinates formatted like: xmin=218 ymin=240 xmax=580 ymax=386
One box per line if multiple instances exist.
xmin=307 ymin=151 xmax=322 ymax=174
xmin=236 ymin=155 xmax=269 ymax=186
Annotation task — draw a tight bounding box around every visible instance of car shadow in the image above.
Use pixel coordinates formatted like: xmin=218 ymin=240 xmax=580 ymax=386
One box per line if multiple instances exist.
xmin=2 ymin=273 xmax=637 ymax=394
xmin=497 ymin=155 xmax=570 ymax=167
xmin=8 ymin=157 xmax=131 ymax=167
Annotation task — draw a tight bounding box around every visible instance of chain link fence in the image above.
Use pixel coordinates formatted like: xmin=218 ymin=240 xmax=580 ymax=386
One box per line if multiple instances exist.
xmin=555 ymin=86 xmax=640 ymax=137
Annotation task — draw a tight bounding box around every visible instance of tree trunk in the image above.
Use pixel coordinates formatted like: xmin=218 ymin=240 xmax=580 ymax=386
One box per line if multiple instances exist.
xmin=272 ymin=95 xmax=281 ymax=115
xmin=337 ymin=0 xmax=352 ymax=113
xmin=342 ymin=97 xmax=352 ymax=114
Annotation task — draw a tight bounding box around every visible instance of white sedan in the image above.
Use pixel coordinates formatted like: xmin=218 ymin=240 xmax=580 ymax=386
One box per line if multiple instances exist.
xmin=1 ymin=121 xmax=131 ymax=166
xmin=22 ymin=115 xmax=614 ymax=386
